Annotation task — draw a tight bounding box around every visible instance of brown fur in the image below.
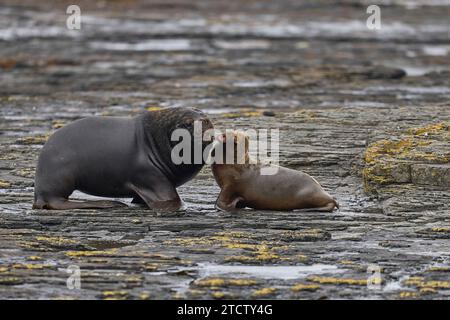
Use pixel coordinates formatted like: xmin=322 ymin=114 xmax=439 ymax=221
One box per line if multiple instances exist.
xmin=211 ymin=130 xmax=339 ymax=212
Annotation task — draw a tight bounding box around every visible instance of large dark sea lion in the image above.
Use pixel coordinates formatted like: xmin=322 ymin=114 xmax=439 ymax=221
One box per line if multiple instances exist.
xmin=33 ymin=107 xmax=213 ymax=211
xmin=211 ymin=130 xmax=339 ymax=212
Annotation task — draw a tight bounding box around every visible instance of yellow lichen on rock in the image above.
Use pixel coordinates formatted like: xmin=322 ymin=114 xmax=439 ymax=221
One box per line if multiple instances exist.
xmin=195 ymin=278 xmax=227 ymax=287
xmin=0 ymin=277 xmax=24 ymax=285
xmin=141 ymin=262 xmax=160 ymax=271
xmin=211 ymin=292 xmax=234 ymax=299
xmin=11 ymin=263 xmax=52 ymax=270
xmin=291 ymin=284 xmax=321 ymax=292
xmin=168 ymin=231 xmax=285 ymax=263
xmin=431 ymin=227 xmax=450 ymax=232
xmin=403 ymin=277 xmax=424 ymax=286
xmin=101 ymin=291 xmax=129 ymax=300
xmin=408 ymin=122 xmax=448 ymax=136
xmin=187 ymin=289 xmax=204 ymax=298
xmin=427 ymin=266 xmax=450 ymax=272
xmin=66 ymin=249 xmax=118 ymax=258
xmin=252 ymin=287 xmax=277 ymax=297
xmin=195 ymin=278 xmax=258 ymax=288
xmin=52 ymin=120 xmax=66 ymax=129
xmin=13 ymin=168 xmax=35 ymax=178
xmin=363 ymin=122 xmax=450 ymax=192
xmin=221 ymin=109 xmax=262 ymax=119
xmin=307 ymin=276 xmax=367 ymax=286
xmin=224 ymin=255 xmax=253 ymax=262
xmin=27 ymin=256 xmax=42 ymax=261
xmin=398 ymin=291 xmax=418 ymax=299
xmin=0 ymin=179 xmax=11 ymax=188
xmin=36 ymin=236 xmax=77 ymax=246
xmin=419 ymin=281 xmax=450 ymax=289
xmin=146 ymin=106 xmax=163 ymax=111
xmin=223 ymin=242 xmax=259 ymax=250
xmin=364 ymin=138 xmax=419 ymax=164
xmin=254 ymin=245 xmax=280 ymax=261
xmin=295 ymin=109 xmax=316 ymax=117
xmin=228 ymin=279 xmax=258 ymax=286
xmin=404 ymin=276 xmax=450 ymax=290
xmin=419 ymin=287 xmax=436 ymax=295
xmin=296 ymin=255 xmax=308 ymax=262
xmin=16 ymin=135 xmax=49 ymax=145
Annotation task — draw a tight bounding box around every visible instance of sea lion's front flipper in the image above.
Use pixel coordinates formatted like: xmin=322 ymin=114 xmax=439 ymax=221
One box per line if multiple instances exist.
xmin=128 ymin=183 xmax=182 ymax=212
xmin=215 ymin=186 xmax=244 ymax=212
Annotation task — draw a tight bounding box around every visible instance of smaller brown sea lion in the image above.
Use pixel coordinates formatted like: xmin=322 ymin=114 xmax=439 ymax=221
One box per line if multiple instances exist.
xmin=211 ymin=130 xmax=339 ymax=212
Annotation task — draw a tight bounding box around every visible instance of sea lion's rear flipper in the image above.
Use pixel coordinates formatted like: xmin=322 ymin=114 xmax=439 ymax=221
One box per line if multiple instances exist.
xmin=295 ymin=196 xmax=339 ymax=213
xmin=128 ymin=183 xmax=182 ymax=212
xmin=313 ymin=194 xmax=339 ymax=212
xmin=215 ymin=186 xmax=244 ymax=212
xmin=33 ymin=198 xmax=127 ymax=210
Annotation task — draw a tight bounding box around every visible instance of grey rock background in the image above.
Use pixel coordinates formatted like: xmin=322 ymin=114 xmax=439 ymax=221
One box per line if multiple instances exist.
xmin=0 ymin=0 xmax=449 ymax=299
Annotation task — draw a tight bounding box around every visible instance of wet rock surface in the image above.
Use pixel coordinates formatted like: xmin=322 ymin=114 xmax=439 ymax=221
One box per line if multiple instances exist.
xmin=0 ymin=0 xmax=449 ymax=299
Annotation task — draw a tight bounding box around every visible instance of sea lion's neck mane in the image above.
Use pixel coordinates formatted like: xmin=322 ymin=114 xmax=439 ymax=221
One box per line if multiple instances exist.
xmin=136 ymin=113 xmax=177 ymax=183
xmin=137 ymin=111 xmax=202 ymax=186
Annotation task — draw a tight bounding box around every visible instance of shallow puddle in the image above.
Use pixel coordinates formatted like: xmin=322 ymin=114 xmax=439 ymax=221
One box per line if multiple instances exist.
xmin=194 ymin=263 xmax=342 ymax=280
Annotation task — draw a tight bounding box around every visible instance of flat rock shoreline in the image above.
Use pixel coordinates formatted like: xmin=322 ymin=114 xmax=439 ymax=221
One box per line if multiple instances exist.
xmin=0 ymin=0 xmax=449 ymax=299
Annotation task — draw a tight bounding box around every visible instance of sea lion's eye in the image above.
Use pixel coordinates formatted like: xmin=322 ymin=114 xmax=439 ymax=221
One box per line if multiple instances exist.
xmin=183 ymin=117 xmax=194 ymax=126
